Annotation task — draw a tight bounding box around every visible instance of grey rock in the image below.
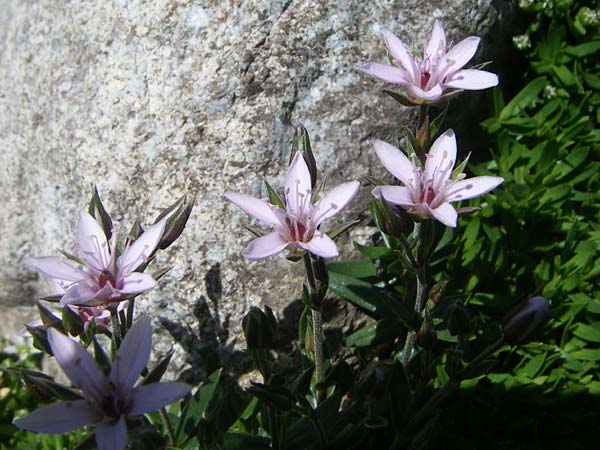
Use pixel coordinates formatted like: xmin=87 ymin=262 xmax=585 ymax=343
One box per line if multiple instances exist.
xmin=0 ymin=0 xmax=503 ymax=380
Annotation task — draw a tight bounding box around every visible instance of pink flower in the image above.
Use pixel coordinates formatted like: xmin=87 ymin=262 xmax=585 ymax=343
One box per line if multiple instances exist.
xmin=372 ymin=129 xmax=503 ymax=227
xmin=25 ymin=211 xmax=166 ymax=306
xmin=360 ymin=20 xmax=498 ymax=104
xmin=13 ymin=316 xmax=190 ymax=450
xmin=225 ymin=153 xmax=359 ymax=259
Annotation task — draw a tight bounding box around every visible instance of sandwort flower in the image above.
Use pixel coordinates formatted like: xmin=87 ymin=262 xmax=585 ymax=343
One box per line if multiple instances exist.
xmin=360 ymin=20 xmax=498 ymax=104
xmin=25 ymin=211 xmax=166 ymax=306
xmin=225 ymin=153 xmax=359 ymax=259
xmin=13 ymin=316 xmax=190 ymax=450
xmin=372 ymin=129 xmax=503 ymax=227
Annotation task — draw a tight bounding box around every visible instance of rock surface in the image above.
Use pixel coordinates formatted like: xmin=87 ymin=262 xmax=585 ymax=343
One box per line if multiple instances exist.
xmin=0 ymin=0 xmax=503 ymax=379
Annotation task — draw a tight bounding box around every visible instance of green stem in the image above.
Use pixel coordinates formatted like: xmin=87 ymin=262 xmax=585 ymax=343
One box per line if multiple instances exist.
xmin=402 ymin=222 xmax=427 ymax=367
xmin=312 ymin=308 xmax=326 ymax=403
xmin=159 ymin=407 xmax=176 ymax=446
xmin=126 ymin=298 xmax=135 ymax=330
xmin=109 ymin=306 xmax=122 ymax=349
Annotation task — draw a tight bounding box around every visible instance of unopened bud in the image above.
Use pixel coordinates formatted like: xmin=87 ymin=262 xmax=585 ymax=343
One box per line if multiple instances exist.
xmin=154 ymin=195 xmax=194 ymax=250
xmin=291 ymin=125 xmax=317 ymax=188
xmin=417 ymin=309 xmax=436 ymax=350
xmin=502 ymin=296 xmax=550 ymax=344
xmin=88 ymin=186 xmax=113 ymax=241
xmin=370 ymin=197 xmax=413 ymax=237
xmin=242 ymin=306 xmax=277 ymax=350
xmin=415 ymin=115 xmax=430 ymax=152
xmin=444 ymin=301 xmax=471 ymax=336
xmin=428 ymin=280 xmax=448 ymax=303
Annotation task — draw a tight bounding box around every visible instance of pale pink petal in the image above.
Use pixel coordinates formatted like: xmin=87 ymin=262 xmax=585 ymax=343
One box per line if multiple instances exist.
xmin=24 ymin=256 xmax=87 ymax=282
xmin=110 ymin=316 xmax=152 ymax=393
xmin=117 ymin=272 xmax=157 ymax=295
xmin=47 ymin=328 xmax=108 ymax=403
xmin=78 ymin=211 xmax=111 ymax=271
xmin=285 ymin=152 xmax=313 ymax=215
xmin=445 ymin=176 xmax=504 ymax=202
xmin=128 ymin=382 xmax=191 ymax=416
xmin=445 ymin=36 xmax=480 ymax=74
xmin=298 ymin=231 xmax=339 ymax=258
xmin=372 ymin=185 xmax=416 ymax=206
xmin=13 ymin=400 xmax=98 ymax=434
xmin=426 ymin=20 xmax=446 ymax=58
xmin=117 ymin=219 xmax=165 ymax=274
xmin=312 ymin=181 xmax=360 ymax=226
xmin=224 ymin=192 xmax=281 ymax=226
xmin=241 ymin=232 xmax=289 ymax=259
xmin=429 ymin=202 xmax=458 ymax=227
xmin=444 ymin=69 xmax=499 ymax=90
xmin=96 ymin=416 xmax=126 ymax=450
xmin=373 ymin=139 xmax=417 ymax=188
xmin=359 ymin=62 xmax=408 ymax=85
xmin=406 ymin=84 xmax=444 ymax=102
xmin=60 ymin=282 xmax=105 ymax=306
xmin=382 ymin=28 xmax=416 ymax=79
xmin=425 ymin=129 xmax=457 ymax=188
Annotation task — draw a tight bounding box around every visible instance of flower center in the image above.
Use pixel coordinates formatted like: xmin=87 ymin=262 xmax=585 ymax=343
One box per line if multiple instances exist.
xmin=420 ymin=71 xmax=431 ymax=89
xmin=98 ymin=270 xmax=117 ymax=288
xmin=420 ymin=186 xmax=436 ymax=205
xmin=100 ymin=392 xmax=129 ymax=422
xmin=289 ymin=221 xmax=307 ymax=242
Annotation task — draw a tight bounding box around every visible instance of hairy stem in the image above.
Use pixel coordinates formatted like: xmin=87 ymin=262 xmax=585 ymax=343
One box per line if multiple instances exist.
xmin=402 ymin=222 xmax=427 ymax=367
xmin=109 ymin=306 xmax=122 ymax=349
xmin=312 ymin=308 xmax=326 ymax=403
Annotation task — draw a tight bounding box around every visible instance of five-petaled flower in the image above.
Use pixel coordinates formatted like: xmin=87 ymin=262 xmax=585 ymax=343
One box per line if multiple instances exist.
xmin=372 ymin=129 xmax=503 ymax=227
xmin=25 ymin=211 xmax=166 ymax=306
xmin=13 ymin=316 xmax=191 ymax=450
xmin=360 ymin=20 xmax=498 ymax=104
xmin=225 ymin=152 xmax=359 ymax=259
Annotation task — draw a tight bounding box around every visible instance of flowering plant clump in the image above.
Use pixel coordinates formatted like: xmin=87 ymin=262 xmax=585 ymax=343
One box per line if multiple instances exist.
xmin=225 ymin=151 xmax=359 ymax=259
xmin=372 ymin=129 xmax=503 ymax=227
xmin=360 ymin=20 xmax=498 ymax=104
xmin=14 ymin=317 xmax=190 ymax=450
xmin=12 ymin=12 xmax=595 ymax=450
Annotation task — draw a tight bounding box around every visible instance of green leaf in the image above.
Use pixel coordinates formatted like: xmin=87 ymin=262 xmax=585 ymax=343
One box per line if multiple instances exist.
xmin=264 ymin=180 xmax=285 ymax=209
xmin=175 ymin=369 xmax=222 ymax=445
xmin=572 ymin=323 xmax=600 ymax=343
xmin=520 ymin=353 xmax=546 ymax=378
xmin=329 ymin=271 xmax=411 ymax=322
xmin=564 ymin=41 xmax=600 ymax=57
xmin=345 ymin=320 xmax=403 ymax=347
xmin=499 ymin=77 xmax=546 ymax=121
xmin=327 ymin=259 xmax=376 ymax=278
xmin=352 ymin=241 xmax=392 ymax=259
xmin=570 ymin=349 xmax=600 ymax=361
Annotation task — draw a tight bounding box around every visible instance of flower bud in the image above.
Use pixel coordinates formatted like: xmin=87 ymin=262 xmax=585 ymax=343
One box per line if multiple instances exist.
xmin=88 ymin=186 xmax=113 ymax=241
xmin=417 ymin=309 xmax=436 ymax=350
xmin=290 ymin=125 xmax=317 ymax=188
xmin=154 ymin=195 xmax=195 ymax=250
xmin=242 ymin=306 xmax=277 ymax=350
xmin=415 ymin=115 xmax=430 ymax=152
xmin=370 ymin=197 xmax=413 ymax=238
xmin=502 ymin=296 xmax=550 ymax=345
xmin=444 ymin=301 xmax=472 ymax=336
